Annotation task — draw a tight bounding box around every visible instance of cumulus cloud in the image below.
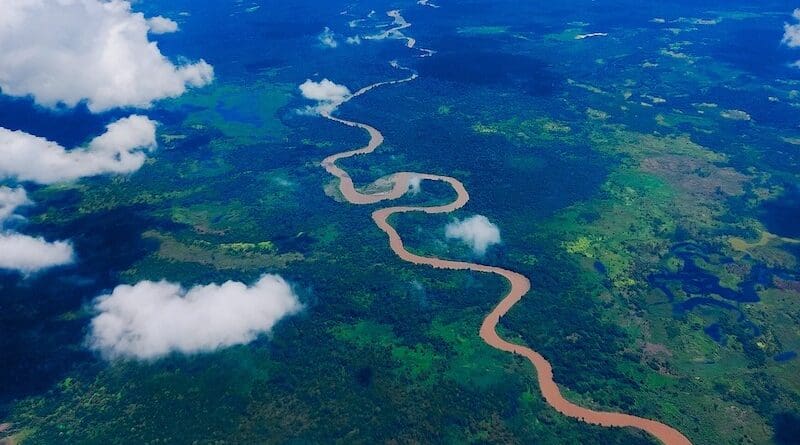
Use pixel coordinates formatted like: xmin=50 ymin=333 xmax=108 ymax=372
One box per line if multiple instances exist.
xmin=784 ymin=9 xmax=800 ymax=48
xmin=0 ymin=0 xmax=213 ymax=112
xmin=318 ymin=27 xmax=338 ymax=48
xmin=147 ymin=16 xmax=179 ymax=34
xmin=0 ymin=186 xmax=29 ymax=222
xmin=0 ymin=115 xmax=157 ymax=184
xmin=299 ymin=79 xmax=351 ymax=115
xmin=299 ymin=79 xmax=351 ymax=103
xmin=0 ymin=187 xmax=74 ymax=273
xmin=0 ymin=233 xmax=74 ymax=274
xmin=88 ymin=274 xmax=303 ymax=360
xmin=445 ymin=215 xmax=501 ymax=255
xmin=346 ymin=35 xmax=362 ymax=45
xmin=0 ymin=115 xmax=155 ymax=273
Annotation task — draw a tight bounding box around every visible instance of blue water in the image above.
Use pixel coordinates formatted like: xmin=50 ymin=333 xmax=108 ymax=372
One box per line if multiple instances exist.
xmin=760 ymin=184 xmax=800 ymax=239
xmin=647 ymin=242 xmax=784 ymax=342
xmin=650 ymin=243 xmax=762 ymax=304
xmin=704 ymin=323 xmax=724 ymax=343
xmin=774 ymin=351 xmax=798 ymax=362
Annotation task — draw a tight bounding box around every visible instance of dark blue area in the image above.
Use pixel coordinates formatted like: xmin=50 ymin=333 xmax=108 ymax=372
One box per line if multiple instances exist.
xmin=704 ymin=323 xmax=724 ymax=343
xmin=650 ymin=243 xmax=761 ymax=304
xmin=678 ymin=297 xmax=740 ymax=313
xmin=760 ymin=184 xmax=800 ymax=239
xmin=774 ymin=351 xmax=797 ymax=362
xmin=594 ymin=261 xmax=607 ymax=275
xmin=709 ymin=18 xmax=798 ymax=79
xmin=647 ymin=242 xmax=783 ymax=341
xmin=0 ymin=95 xmax=116 ymax=147
xmin=418 ymin=51 xmax=561 ymax=97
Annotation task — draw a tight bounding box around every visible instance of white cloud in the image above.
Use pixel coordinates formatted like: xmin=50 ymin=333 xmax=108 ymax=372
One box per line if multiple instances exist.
xmin=318 ymin=27 xmax=338 ymax=48
xmin=720 ymin=109 xmax=751 ymax=121
xmin=0 ymin=0 xmax=213 ymax=112
xmin=575 ymin=32 xmax=608 ymax=40
xmin=0 ymin=233 xmax=74 ymax=274
xmin=0 ymin=187 xmax=74 ymax=273
xmin=0 ymin=115 xmax=156 ymax=273
xmin=299 ymin=79 xmax=350 ymax=102
xmin=445 ymin=215 xmax=501 ymax=255
xmin=784 ymin=8 xmax=800 ymax=67
xmin=346 ymin=35 xmax=362 ymax=45
xmin=408 ymin=175 xmax=422 ymax=194
xmin=88 ymin=274 xmax=303 ymax=360
xmin=0 ymin=115 xmax=157 ymax=184
xmin=299 ymin=79 xmax=351 ymax=115
xmin=784 ymin=9 xmax=800 ymax=50
xmin=418 ymin=0 xmax=440 ymax=8
xmin=147 ymin=16 xmax=179 ymax=34
xmin=0 ymin=186 xmax=29 ymax=222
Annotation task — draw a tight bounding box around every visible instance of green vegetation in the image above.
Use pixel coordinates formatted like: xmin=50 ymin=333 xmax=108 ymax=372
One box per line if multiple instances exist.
xmin=473 ymin=117 xmax=571 ymax=146
xmin=164 ymin=79 xmax=294 ymax=145
xmin=4 ymin=2 xmax=800 ymax=445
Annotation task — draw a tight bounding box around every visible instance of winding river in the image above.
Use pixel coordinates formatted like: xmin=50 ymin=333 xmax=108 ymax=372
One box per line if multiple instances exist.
xmin=316 ymin=71 xmax=691 ymax=445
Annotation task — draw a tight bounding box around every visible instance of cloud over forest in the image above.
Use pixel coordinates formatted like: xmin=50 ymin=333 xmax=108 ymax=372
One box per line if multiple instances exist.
xmin=445 ymin=215 xmax=501 ymax=255
xmin=0 ymin=116 xmax=157 ymax=273
xmin=0 ymin=187 xmax=74 ymax=273
xmin=783 ymin=8 xmax=800 ymax=67
xmin=89 ymin=274 xmax=303 ymax=360
xmin=784 ymin=9 xmax=800 ymax=48
xmin=0 ymin=115 xmax=157 ymax=184
xmin=299 ymin=79 xmax=351 ymax=114
xmin=0 ymin=0 xmax=213 ymax=112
